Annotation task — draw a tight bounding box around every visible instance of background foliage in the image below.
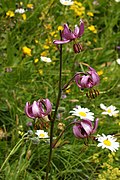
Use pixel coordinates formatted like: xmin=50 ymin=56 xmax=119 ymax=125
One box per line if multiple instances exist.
xmin=0 ymin=0 xmax=120 ymax=179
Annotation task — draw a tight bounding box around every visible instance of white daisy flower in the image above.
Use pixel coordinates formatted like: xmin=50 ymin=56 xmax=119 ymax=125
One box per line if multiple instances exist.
xmin=60 ymin=0 xmax=74 ymax=6
xmin=115 ymin=0 xmax=120 ymax=2
xmin=97 ymin=134 xmax=119 ymax=152
xmin=35 ymin=130 xmax=49 ymax=138
xmin=15 ymin=8 xmax=26 ymax=14
xmin=100 ymin=103 xmax=119 ymax=117
xmin=41 ymin=56 xmax=52 ymax=63
xmin=70 ymin=106 xmax=94 ymax=121
xmin=116 ymin=58 xmax=120 ymax=65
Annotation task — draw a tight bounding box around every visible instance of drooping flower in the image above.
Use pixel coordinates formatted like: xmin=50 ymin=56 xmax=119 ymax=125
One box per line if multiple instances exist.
xmin=70 ymin=105 xmax=94 ymax=121
xmin=25 ymin=99 xmax=52 ymax=119
xmin=35 ymin=130 xmax=49 ymax=138
xmin=41 ymin=56 xmax=52 ymax=63
xmin=53 ymin=20 xmax=84 ymax=44
xmin=73 ymin=118 xmax=99 ymax=138
xmin=75 ymin=66 xmax=100 ymax=89
xmin=60 ymin=0 xmax=74 ymax=6
xmin=97 ymin=134 xmax=119 ymax=152
xmin=22 ymin=46 xmax=32 ymax=56
xmin=100 ymin=103 xmax=119 ymax=117
xmin=53 ymin=20 xmax=84 ymax=53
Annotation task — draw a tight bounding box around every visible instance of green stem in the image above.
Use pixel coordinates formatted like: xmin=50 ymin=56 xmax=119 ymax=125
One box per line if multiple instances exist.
xmin=52 ymin=122 xmax=74 ymax=148
xmin=45 ymin=31 xmax=63 ymax=180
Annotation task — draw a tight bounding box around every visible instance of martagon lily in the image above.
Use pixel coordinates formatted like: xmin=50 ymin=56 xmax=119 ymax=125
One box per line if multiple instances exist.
xmin=75 ymin=66 xmax=100 ymax=89
xmin=25 ymin=98 xmax=52 ymax=119
xmin=53 ymin=20 xmax=84 ymax=53
xmin=73 ymin=118 xmax=99 ymax=138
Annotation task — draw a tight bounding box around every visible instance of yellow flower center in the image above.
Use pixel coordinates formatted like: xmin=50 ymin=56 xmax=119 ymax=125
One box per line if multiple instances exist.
xmin=103 ymin=139 xmax=111 ymax=146
xmin=39 ymin=133 xmax=45 ymax=138
xmin=79 ymin=111 xmax=86 ymax=117
xmin=107 ymin=109 xmax=111 ymax=113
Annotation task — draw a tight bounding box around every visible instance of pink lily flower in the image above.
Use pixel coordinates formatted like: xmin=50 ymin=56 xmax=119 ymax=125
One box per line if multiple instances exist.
xmin=25 ymin=98 xmax=52 ymax=119
xmin=75 ymin=67 xmax=100 ymax=89
xmin=73 ymin=118 xmax=99 ymax=138
xmin=53 ymin=20 xmax=84 ymax=53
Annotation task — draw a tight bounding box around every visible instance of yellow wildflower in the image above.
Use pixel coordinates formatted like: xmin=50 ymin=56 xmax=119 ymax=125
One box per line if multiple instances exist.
xmin=34 ymin=58 xmax=39 ymax=64
xmin=38 ymin=69 xmax=43 ymax=75
xmin=27 ymin=4 xmax=34 ymax=9
xmin=70 ymin=1 xmax=85 ymax=16
xmin=97 ymin=70 xmax=103 ymax=76
xmin=70 ymin=5 xmax=85 ymax=16
xmin=20 ymin=2 xmax=23 ymax=6
xmin=92 ymin=153 xmax=100 ymax=163
xmin=65 ymin=89 xmax=71 ymax=94
xmin=35 ymin=39 xmax=39 ymax=44
xmin=87 ymin=12 xmax=94 ymax=17
xmin=6 ymin=10 xmax=15 ymax=18
xmin=58 ymin=26 xmax=63 ymax=31
xmin=88 ymin=25 xmax=97 ymax=33
xmin=18 ymin=131 xmax=24 ymax=136
xmin=49 ymin=31 xmax=56 ymax=36
xmin=22 ymin=14 xmax=26 ymax=20
xmin=44 ymin=24 xmax=52 ymax=30
xmin=22 ymin=46 xmax=32 ymax=56
xmin=74 ymin=1 xmax=82 ymax=7
xmin=103 ymin=77 xmax=108 ymax=81
xmin=43 ymin=45 xmax=49 ymax=49
xmin=41 ymin=51 xmax=48 ymax=57
xmin=86 ymin=41 xmax=91 ymax=46
xmin=45 ymin=38 xmax=52 ymax=44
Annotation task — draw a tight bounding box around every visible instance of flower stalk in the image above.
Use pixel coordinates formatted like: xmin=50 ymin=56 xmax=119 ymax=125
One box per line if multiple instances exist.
xmin=45 ymin=31 xmax=63 ymax=180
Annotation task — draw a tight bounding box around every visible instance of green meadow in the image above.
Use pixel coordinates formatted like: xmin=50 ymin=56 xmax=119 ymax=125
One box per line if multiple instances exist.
xmin=0 ymin=0 xmax=120 ymax=179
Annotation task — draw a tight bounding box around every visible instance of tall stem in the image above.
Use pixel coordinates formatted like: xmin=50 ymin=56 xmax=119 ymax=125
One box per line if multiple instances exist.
xmin=45 ymin=31 xmax=62 ymax=180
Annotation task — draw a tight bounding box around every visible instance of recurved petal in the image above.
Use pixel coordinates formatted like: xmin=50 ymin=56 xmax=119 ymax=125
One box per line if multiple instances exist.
xmin=81 ymin=120 xmax=92 ymax=135
xmin=80 ymin=75 xmax=90 ymax=88
xmin=74 ymin=25 xmax=80 ymax=37
xmin=92 ymin=118 xmax=99 ymax=133
xmin=74 ymin=74 xmax=82 ymax=88
xmin=32 ymin=101 xmax=41 ymax=117
xmin=73 ymin=125 xmax=85 ymax=138
xmin=41 ymin=98 xmax=52 ymax=116
xmin=25 ymin=102 xmax=35 ymax=119
xmin=78 ymin=20 xmax=84 ymax=37
xmin=62 ymin=24 xmax=76 ymax=40
xmin=53 ymin=39 xmax=71 ymax=44
xmin=88 ymin=67 xmax=100 ymax=85
xmin=91 ymin=71 xmax=100 ymax=85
